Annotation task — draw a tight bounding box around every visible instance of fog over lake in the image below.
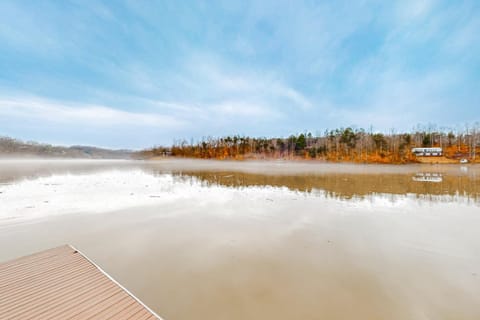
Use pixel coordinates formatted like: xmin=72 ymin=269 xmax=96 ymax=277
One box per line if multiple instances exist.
xmin=1 ymin=159 xmax=479 ymax=320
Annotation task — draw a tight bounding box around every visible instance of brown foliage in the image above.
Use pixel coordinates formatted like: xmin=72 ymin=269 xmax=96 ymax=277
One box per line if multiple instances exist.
xmin=142 ymin=127 xmax=480 ymax=164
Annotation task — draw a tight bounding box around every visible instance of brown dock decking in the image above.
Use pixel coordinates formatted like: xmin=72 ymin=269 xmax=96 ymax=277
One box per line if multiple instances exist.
xmin=0 ymin=245 xmax=162 ymax=320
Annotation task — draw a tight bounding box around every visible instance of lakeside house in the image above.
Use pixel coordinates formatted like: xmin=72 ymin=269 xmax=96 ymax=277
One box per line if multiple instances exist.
xmin=411 ymin=147 xmax=443 ymax=156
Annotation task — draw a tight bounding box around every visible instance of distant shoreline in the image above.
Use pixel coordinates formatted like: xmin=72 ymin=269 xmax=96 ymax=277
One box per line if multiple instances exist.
xmin=147 ymin=155 xmax=479 ymax=165
xmin=0 ymin=155 xmax=477 ymax=165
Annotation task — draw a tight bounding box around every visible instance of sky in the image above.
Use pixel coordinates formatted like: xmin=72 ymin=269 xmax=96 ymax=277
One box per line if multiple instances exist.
xmin=0 ymin=0 xmax=479 ymax=149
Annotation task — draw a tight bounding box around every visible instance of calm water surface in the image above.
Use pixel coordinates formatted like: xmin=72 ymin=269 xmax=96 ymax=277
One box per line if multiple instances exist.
xmin=0 ymin=159 xmax=479 ymax=319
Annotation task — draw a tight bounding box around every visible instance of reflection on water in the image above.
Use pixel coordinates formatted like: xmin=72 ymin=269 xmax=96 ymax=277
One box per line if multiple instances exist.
xmin=0 ymin=159 xmax=478 ymax=203
xmin=166 ymin=170 xmax=479 ymax=203
xmin=412 ymin=172 xmax=443 ymax=183
xmin=1 ymin=160 xmax=480 ymax=320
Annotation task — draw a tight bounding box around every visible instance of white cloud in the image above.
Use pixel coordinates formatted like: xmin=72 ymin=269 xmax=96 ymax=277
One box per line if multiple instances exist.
xmin=0 ymin=96 xmax=185 ymax=128
xmin=211 ymin=100 xmax=280 ymax=118
xmin=148 ymin=100 xmax=204 ymax=114
xmin=275 ymin=85 xmax=312 ymax=110
xmin=395 ymin=0 xmax=434 ymax=22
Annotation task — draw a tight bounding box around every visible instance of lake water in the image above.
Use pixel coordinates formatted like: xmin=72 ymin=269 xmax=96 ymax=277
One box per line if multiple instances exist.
xmin=0 ymin=159 xmax=479 ymax=320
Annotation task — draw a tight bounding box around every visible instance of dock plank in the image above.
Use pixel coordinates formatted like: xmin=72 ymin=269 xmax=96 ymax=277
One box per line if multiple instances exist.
xmin=0 ymin=245 xmax=162 ymax=320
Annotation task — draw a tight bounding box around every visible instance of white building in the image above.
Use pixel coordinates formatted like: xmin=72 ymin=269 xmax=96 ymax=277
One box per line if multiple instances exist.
xmin=411 ymin=147 xmax=443 ymax=156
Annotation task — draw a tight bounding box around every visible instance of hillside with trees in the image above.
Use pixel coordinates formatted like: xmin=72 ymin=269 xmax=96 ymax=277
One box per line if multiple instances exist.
xmin=143 ymin=126 xmax=479 ymax=164
xmin=0 ymin=136 xmax=132 ymax=159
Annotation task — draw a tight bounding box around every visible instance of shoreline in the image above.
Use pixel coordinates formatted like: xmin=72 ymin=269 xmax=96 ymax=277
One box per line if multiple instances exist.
xmin=0 ymin=156 xmax=478 ymax=167
xmin=147 ymin=156 xmax=479 ymax=165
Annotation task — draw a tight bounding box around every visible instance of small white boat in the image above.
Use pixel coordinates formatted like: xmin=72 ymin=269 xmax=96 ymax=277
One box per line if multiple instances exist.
xmin=460 ymin=158 xmax=469 ymax=164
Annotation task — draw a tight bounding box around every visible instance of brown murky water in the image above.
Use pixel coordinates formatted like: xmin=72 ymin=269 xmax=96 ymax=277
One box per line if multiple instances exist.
xmin=0 ymin=159 xmax=479 ymax=319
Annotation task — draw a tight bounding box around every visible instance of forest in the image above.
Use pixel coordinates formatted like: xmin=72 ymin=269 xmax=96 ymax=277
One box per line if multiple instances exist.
xmin=143 ymin=126 xmax=480 ymax=164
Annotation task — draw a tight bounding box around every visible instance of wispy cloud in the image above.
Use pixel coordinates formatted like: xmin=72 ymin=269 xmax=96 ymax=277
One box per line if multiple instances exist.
xmin=211 ymin=100 xmax=279 ymax=118
xmin=395 ymin=0 xmax=434 ymax=22
xmin=0 ymin=96 xmax=185 ymax=128
xmin=172 ymin=54 xmax=313 ymax=114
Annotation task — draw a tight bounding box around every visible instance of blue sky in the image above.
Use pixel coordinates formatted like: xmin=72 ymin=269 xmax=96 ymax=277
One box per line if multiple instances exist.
xmin=0 ymin=0 xmax=479 ymax=149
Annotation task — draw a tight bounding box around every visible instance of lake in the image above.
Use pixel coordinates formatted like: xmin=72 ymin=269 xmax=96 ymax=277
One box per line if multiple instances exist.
xmin=0 ymin=159 xmax=479 ymax=320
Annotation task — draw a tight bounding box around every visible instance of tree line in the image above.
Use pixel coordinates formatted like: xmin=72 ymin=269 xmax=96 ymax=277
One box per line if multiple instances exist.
xmin=0 ymin=136 xmax=132 ymax=159
xmin=142 ymin=125 xmax=480 ymax=163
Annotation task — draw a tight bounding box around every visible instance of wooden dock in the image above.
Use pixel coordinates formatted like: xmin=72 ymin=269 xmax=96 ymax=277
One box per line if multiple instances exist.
xmin=0 ymin=245 xmax=163 ymax=319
